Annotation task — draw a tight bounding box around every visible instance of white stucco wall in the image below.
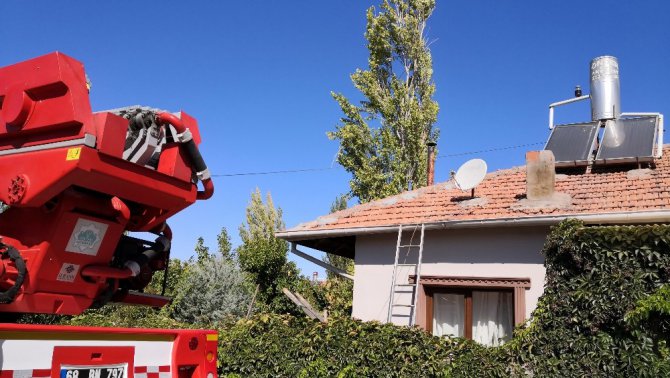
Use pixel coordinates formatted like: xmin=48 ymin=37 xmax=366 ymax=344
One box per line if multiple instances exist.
xmin=352 ymin=226 xmax=549 ymax=324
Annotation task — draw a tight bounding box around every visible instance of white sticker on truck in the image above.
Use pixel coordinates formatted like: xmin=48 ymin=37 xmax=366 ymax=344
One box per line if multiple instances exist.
xmin=57 ymin=263 xmax=80 ymax=282
xmin=0 ymin=339 xmax=173 ymax=370
xmin=65 ymin=219 xmax=108 ymax=256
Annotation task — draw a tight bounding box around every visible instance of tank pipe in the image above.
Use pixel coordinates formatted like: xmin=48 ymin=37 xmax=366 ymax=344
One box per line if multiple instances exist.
xmin=548 ymin=95 xmax=590 ymax=129
xmin=155 ymin=112 xmax=214 ymax=200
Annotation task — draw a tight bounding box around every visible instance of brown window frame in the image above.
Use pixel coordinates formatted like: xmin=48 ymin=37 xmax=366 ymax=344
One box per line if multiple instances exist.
xmin=411 ymin=276 xmax=530 ymax=337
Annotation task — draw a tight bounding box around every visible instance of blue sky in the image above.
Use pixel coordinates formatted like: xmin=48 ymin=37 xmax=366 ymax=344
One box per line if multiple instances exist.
xmin=3 ymin=1 xmax=670 ymax=277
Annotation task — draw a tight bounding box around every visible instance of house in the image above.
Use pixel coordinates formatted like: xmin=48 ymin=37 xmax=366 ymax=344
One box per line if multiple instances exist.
xmin=277 ymin=146 xmax=670 ymax=346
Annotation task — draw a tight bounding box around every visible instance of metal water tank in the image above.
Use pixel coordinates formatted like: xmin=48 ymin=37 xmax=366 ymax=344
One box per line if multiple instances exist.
xmin=590 ymin=56 xmax=621 ymax=121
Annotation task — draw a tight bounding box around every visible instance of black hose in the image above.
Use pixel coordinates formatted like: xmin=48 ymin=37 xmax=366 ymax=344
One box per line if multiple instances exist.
xmin=0 ymin=244 xmax=26 ymax=304
xmin=161 ymin=246 xmax=171 ymax=297
xmin=90 ymin=278 xmax=117 ymax=309
xmin=183 ymin=139 xmax=207 ymax=174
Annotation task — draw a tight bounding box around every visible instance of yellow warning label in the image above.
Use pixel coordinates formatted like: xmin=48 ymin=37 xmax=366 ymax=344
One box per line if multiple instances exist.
xmin=206 ymin=333 xmax=218 ymax=341
xmin=66 ymin=147 xmax=81 ymax=161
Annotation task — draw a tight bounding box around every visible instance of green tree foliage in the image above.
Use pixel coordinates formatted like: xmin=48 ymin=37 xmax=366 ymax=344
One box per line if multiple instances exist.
xmin=217 ymin=227 xmax=235 ymax=262
xmin=146 ymin=258 xmax=189 ymax=297
xmin=194 ymin=236 xmax=214 ymax=262
xmin=235 ymin=189 xmax=327 ymax=316
xmin=329 ymin=0 xmax=439 ymax=203
xmin=322 ymin=195 xmax=354 ymax=317
xmin=626 ymin=284 xmax=670 ymax=343
xmin=324 ymin=195 xmax=353 ymax=276
xmin=170 ymin=255 xmax=251 ymax=325
xmin=237 ymin=189 xmax=296 ymax=313
xmin=67 ymin=305 xmax=182 ymax=329
xmin=329 ymin=194 xmax=348 ymax=213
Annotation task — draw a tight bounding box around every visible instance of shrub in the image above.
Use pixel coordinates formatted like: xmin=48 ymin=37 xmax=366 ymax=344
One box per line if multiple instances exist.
xmin=170 ymin=256 xmax=251 ymax=325
xmin=67 ymin=305 xmax=187 ymax=329
xmin=508 ymin=220 xmax=670 ymax=377
xmin=626 ymin=284 xmax=670 ymax=342
xmin=217 ymin=314 xmax=486 ymax=377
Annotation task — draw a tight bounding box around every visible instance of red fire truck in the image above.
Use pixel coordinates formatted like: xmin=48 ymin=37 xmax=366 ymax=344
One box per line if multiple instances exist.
xmin=0 ymin=52 xmax=217 ymax=377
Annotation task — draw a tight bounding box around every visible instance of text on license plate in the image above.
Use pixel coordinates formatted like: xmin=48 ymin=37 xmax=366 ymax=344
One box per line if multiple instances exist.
xmin=60 ymin=365 xmax=126 ymax=378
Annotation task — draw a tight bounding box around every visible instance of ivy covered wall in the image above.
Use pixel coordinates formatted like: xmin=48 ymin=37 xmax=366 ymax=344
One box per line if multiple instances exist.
xmin=217 ymin=220 xmax=670 ymax=377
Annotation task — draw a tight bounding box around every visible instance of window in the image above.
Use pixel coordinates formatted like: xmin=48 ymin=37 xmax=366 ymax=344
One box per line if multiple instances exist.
xmin=429 ymin=289 xmax=513 ymax=346
xmin=414 ymin=276 xmax=530 ymax=347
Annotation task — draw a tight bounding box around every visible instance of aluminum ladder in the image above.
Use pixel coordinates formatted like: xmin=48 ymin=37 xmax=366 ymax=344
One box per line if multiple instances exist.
xmin=387 ymin=224 xmax=425 ymax=326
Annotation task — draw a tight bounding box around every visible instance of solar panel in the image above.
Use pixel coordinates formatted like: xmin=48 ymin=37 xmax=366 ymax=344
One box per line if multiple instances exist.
xmin=544 ymin=122 xmax=599 ymax=167
xmin=595 ymin=116 xmax=658 ymax=164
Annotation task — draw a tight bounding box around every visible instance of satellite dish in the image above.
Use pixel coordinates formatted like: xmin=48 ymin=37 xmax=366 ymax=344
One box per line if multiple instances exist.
xmin=453 ymin=158 xmax=487 ymax=193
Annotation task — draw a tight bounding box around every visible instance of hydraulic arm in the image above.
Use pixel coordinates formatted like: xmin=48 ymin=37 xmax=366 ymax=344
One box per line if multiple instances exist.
xmin=0 ymin=52 xmax=213 ymax=315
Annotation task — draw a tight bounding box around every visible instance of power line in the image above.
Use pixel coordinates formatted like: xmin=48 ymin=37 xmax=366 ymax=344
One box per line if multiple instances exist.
xmin=211 ymin=167 xmax=335 ymax=177
xmin=436 ymin=142 xmax=545 ymax=159
xmin=212 ymin=141 xmax=545 ymax=177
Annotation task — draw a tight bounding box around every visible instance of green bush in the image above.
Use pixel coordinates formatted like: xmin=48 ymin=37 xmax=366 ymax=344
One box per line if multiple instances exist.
xmin=626 ymin=284 xmax=670 ymax=343
xmin=508 ymin=220 xmax=670 ymax=377
xmin=217 ymin=314 xmax=487 ymax=377
xmin=169 ymin=255 xmax=251 ymax=325
xmin=67 ymin=305 xmax=189 ymax=329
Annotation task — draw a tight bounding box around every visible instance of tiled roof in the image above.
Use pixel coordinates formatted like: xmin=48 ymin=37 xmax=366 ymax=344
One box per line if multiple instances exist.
xmin=283 ymin=146 xmax=670 ymax=235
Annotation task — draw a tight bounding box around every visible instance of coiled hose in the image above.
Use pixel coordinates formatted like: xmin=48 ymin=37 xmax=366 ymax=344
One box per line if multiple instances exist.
xmin=0 ymin=243 xmax=26 ymax=304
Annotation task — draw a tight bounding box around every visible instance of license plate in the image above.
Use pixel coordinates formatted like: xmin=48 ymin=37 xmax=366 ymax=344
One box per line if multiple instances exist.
xmin=60 ymin=364 xmax=126 ymax=378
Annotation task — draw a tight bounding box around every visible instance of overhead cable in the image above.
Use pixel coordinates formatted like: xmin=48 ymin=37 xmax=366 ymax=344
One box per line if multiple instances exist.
xmin=212 ymin=141 xmax=545 ymax=177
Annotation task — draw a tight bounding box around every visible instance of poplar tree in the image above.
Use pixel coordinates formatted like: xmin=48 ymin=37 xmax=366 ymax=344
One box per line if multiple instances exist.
xmin=237 ymin=189 xmax=291 ymax=311
xmin=193 ymin=237 xmax=213 ymax=262
xmin=217 ymin=227 xmax=234 ymax=262
xmin=329 ymin=0 xmax=439 ymax=203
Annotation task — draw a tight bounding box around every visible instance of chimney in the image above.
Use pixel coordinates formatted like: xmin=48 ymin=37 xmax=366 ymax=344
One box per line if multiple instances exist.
xmin=526 ymin=150 xmax=555 ymax=200
xmin=426 ymin=141 xmax=437 ymax=186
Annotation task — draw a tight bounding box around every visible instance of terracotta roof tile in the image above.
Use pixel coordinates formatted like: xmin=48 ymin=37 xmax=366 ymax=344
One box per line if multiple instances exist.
xmin=285 ymin=146 xmax=670 ymax=233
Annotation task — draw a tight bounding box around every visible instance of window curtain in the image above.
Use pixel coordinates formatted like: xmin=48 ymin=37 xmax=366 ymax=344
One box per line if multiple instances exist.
xmin=472 ymin=291 xmax=513 ymax=346
xmin=433 ymin=293 xmax=464 ymax=338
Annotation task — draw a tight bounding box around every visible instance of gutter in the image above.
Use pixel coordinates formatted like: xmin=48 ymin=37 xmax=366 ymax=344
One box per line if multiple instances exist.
xmin=276 ymin=210 xmax=670 ymax=241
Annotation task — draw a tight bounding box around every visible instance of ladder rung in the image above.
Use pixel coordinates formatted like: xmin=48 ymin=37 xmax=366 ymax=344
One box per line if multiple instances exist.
xmin=390 ymin=314 xmax=411 ymax=317
xmin=388 ymin=224 xmax=424 ymax=326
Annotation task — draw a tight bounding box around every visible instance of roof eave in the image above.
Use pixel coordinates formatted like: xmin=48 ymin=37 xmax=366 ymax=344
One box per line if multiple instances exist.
xmin=276 ymin=210 xmax=670 ymax=242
